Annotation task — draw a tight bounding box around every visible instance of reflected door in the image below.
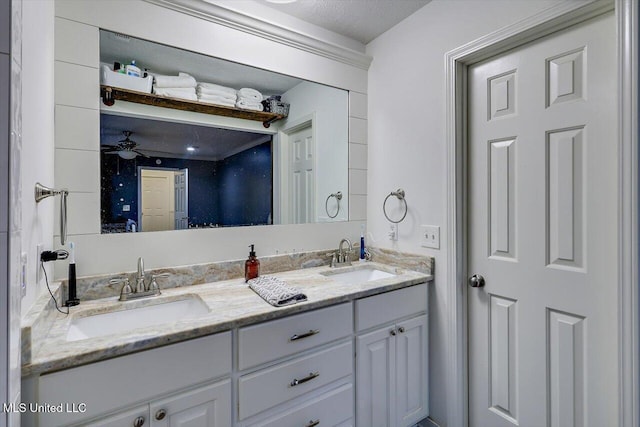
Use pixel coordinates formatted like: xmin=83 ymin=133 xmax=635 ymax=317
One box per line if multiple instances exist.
xmin=468 ymin=13 xmax=617 ymax=427
xmin=289 ymin=124 xmax=314 ymax=224
xmin=140 ymin=169 xmax=175 ymax=232
xmin=174 ymin=169 xmax=188 ymax=230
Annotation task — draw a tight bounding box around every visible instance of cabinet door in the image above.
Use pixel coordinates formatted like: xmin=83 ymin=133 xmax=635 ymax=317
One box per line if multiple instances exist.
xmin=150 ymin=380 xmax=231 ymax=427
xmin=356 ymin=326 xmax=396 ymax=427
xmin=395 ymin=315 xmax=428 ymax=427
xmin=83 ymin=406 xmax=148 ymax=427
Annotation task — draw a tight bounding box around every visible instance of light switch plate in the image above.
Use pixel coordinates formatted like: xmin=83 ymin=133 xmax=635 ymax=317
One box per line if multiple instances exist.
xmin=421 ymin=225 xmax=440 ymax=249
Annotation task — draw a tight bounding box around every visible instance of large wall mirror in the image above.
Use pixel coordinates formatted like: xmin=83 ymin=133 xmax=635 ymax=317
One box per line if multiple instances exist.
xmin=99 ymin=30 xmax=349 ymax=233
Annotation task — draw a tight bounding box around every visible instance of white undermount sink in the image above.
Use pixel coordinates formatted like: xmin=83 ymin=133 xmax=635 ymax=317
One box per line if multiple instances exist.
xmin=322 ymin=265 xmax=396 ymax=284
xmin=66 ymin=296 xmax=210 ymax=342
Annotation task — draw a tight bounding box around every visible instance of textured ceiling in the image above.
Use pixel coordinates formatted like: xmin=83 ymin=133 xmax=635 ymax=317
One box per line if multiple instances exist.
xmin=259 ymin=0 xmax=431 ymax=44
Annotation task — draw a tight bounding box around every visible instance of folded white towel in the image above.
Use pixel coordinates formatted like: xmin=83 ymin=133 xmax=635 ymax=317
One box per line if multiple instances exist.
xmin=153 ymin=86 xmax=196 ymax=95
xmin=197 ymin=82 xmax=237 ymax=96
xmin=198 ymin=95 xmax=236 ymax=107
xmin=153 ymin=73 xmax=197 ymax=88
xmin=236 ymin=99 xmax=264 ymax=111
xmin=196 ymin=87 xmax=237 ymax=101
xmin=238 ymin=88 xmax=263 ymax=102
xmin=153 ymin=86 xmax=197 ymax=101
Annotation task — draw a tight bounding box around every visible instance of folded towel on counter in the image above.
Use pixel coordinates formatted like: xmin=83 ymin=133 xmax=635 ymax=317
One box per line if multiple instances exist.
xmin=198 ymin=94 xmax=236 ymax=107
xmin=197 ymin=82 xmax=237 ymax=96
xmin=238 ymin=87 xmax=263 ymax=102
xmin=236 ymin=99 xmax=264 ymax=111
xmin=248 ymin=276 xmax=307 ymax=307
xmin=153 ymin=73 xmax=197 ymax=88
xmin=153 ymin=86 xmax=198 ymax=101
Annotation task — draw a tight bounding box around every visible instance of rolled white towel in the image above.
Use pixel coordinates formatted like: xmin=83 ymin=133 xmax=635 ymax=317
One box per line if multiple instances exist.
xmin=198 ymin=94 xmax=236 ymax=107
xmin=236 ymin=99 xmax=264 ymax=111
xmin=197 ymin=82 xmax=237 ymax=96
xmin=238 ymin=88 xmax=262 ymax=102
xmin=153 ymin=86 xmax=197 ymax=101
xmin=153 ymin=73 xmax=196 ymax=88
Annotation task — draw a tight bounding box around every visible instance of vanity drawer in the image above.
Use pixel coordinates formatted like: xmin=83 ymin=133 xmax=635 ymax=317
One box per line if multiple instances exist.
xmin=247 ymin=383 xmax=353 ymax=427
xmin=238 ymin=302 xmax=352 ymax=370
xmin=238 ymin=341 xmax=352 ymax=420
xmin=355 ymin=283 xmax=428 ymax=331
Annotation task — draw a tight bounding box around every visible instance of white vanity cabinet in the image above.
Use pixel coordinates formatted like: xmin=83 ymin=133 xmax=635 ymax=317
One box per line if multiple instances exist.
xmin=237 ymin=303 xmax=354 ymax=426
xmin=32 ymin=332 xmax=232 ymax=427
xmin=355 ymin=284 xmax=429 ymax=427
xmin=84 ymin=380 xmax=231 ymax=427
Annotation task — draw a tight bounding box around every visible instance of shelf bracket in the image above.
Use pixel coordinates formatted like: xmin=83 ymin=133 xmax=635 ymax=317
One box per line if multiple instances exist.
xmin=101 ymin=87 xmax=115 ymax=107
xmin=263 ymin=116 xmax=279 ymax=129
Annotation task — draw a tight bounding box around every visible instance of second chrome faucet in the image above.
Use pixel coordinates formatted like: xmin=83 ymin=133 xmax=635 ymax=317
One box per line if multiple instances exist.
xmin=110 ymin=257 xmax=170 ymax=301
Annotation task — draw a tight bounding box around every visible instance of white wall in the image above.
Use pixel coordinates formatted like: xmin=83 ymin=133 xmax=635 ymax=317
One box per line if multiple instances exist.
xmin=365 ymin=1 xmax=562 ymax=425
xmin=281 ymin=81 xmax=349 ymax=222
xmin=19 ymin=1 xmax=55 ymax=338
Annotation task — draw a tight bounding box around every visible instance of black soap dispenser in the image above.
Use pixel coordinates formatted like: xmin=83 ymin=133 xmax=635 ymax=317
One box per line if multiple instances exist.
xmin=245 ymin=244 xmax=260 ymax=282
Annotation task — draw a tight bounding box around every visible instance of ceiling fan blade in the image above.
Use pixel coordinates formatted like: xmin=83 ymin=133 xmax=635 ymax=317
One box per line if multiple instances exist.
xmin=101 ymin=146 xmax=120 ymax=152
xmin=132 ymin=150 xmax=149 ymax=158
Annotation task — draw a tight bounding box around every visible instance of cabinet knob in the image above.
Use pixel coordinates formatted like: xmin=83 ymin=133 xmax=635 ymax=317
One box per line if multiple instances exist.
xmin=398 ymin=326 xmax=405 ymax=333
xmin=155 ymin=409 xmax=167 ymax=420
xmin=133 ymin=416 xmax=145 ymax=427
xmin=390 ymin=329 xmax=397 ymax=336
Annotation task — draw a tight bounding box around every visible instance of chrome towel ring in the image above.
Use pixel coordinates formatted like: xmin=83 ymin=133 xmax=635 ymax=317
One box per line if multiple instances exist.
xmin=325 ymin=191 xmax=342 ymax=218
xmin=383 ymin=188 xmax=408 ymax=223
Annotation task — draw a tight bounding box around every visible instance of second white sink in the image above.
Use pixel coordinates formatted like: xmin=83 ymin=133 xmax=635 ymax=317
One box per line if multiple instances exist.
xmin=66 ymin=296 xmax=210 ymax=342
xmin=322 ymin=265 xmax=396 ymax=284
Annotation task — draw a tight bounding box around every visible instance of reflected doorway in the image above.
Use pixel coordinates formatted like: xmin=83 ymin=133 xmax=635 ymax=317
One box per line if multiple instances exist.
xmin=138 ymin=167 xmax=189 ymax=232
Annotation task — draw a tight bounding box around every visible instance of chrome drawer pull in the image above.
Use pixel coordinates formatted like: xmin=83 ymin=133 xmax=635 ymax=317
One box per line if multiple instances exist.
xmin=290 ymin=329 xmax=320 ymax=342
xmin=305 ymin=420 xmax=320 ymax=427
xmin=290 ymin=371 xmax=319 ymax=387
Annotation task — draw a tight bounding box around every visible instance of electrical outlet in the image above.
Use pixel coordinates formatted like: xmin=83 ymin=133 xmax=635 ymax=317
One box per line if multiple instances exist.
xmin=36 ymin=243 xmax=44 ymax=284
xmin=388 ymin=223 xmax=398 ymax=241
xmin=21 ymin=252 xmax=28 ymax=297
xmin=421 ymin=225 xmax=440 ymax=249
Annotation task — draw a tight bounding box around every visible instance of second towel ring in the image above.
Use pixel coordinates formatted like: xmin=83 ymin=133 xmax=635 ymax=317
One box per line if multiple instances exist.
xmin=325 ymin=191 xmax=342 ymax=218
xmin=383 ymin=188 xmax=408 ymax=223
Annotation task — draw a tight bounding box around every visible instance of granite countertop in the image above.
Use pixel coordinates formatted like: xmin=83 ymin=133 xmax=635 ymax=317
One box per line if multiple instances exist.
xmin=22 ymin=261 xmax=432 ymax=377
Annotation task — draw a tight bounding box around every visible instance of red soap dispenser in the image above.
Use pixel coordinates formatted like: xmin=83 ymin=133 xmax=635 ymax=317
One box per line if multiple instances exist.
xmin=245 ymin=244 xmax=260 ymax=282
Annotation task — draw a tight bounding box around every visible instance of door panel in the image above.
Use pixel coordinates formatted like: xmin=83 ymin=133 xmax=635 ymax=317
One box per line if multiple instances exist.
xmin=396 ymin=315 xmax=428 ymax=427
xmin=468 ymin=13 xmax=617 ymax=427
xmin=356 ymin=327 xmax=395 ymax=427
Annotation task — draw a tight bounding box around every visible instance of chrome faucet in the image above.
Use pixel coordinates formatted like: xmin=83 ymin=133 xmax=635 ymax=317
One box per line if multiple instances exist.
xmin=326 ymin=238 xmax=353 ymax=267
xmin=338 ymin=238 xmax=353 ymax=263
xmin=110 ymin=257 xmax=170 ymax=301
xmin=135 ymin=257 xmax=146 ymax=293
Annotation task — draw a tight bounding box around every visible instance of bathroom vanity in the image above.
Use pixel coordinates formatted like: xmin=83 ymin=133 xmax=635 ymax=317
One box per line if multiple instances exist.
xmin=21 ymin=261 xmax=432 ymax=427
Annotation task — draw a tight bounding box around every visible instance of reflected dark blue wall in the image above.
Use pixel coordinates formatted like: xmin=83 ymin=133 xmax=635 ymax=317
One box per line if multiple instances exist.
xmin=101 ymin=141 xmax=272 ymax=228
xmin=218 ymin=142 xmax=273 ymax=226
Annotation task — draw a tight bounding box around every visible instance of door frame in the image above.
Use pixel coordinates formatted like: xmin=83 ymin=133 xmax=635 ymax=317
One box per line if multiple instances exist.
xmin=444 ymin=1 xmax=638 ymax=426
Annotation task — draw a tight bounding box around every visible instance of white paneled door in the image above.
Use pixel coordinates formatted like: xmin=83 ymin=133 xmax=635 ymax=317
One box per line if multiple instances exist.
xmin=289 ymin=124 xmax=314 ymax=224
xmin=468 ymin=13 xmax=617 ymax=427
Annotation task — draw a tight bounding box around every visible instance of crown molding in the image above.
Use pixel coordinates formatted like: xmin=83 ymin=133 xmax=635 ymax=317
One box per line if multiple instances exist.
xmin=143 ymin=0 xmax=373 ymax=70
